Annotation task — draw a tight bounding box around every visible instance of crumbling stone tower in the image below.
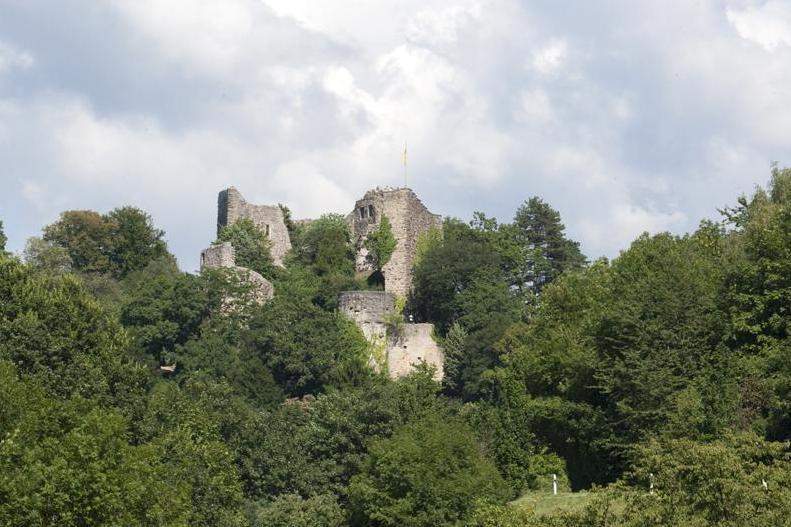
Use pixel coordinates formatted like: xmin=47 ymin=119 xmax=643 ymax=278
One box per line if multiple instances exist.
xmin=347 ymin=188 xmax=442 ymax=297
xmin=217 ymin=187 xmax=292 ymax=266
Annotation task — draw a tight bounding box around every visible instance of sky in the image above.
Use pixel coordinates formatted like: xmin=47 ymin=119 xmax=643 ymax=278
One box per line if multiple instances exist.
xmin=1 ymin=0 xmax=790 ymax=271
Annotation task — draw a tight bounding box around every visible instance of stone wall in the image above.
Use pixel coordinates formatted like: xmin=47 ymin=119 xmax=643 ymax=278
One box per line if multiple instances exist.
xmin=388 ymin=323 xmax=443 ymax=381
xmin=347 ymin=187 xmax=442 ymax=298
xmin=338 ymin=290 xmax=443 ymax=381
xmin=217 ymin=187 xmax=292 ymax=266
xmin=200 ymin=242 xmax=274 ymax=304
xmin=338 ymin=290 xmax=395 ymax=342
xmin=200 ymin=242 xmax=236 ymax=269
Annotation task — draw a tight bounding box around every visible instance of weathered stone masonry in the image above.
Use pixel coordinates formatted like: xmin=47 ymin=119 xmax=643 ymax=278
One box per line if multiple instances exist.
xmin=346 ymin=188 xmax=442 ymax=298
xmin=338 ymin=290 xmax=443 ymax=381
xmin=218 ymin=187 xmax=292 ymax=267
xmin=202 ymin=186 xmax=444 ymax=380
xmin=200 ymin=242 xmax=274 ymax=304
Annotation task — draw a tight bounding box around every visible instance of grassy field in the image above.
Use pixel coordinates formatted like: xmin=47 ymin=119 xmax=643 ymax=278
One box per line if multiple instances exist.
xmin=511 ymin=491 xmax=595 ymax=516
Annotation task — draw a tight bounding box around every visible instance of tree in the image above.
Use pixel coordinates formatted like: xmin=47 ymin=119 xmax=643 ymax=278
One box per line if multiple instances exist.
xmin=0 ymin=253 xmax=149 ymax=404
xmin=105 ymin=207 xmax=169 ymax=278
xmin=410 ymin=219 xmax=503 ymax=332
xmin=0 ymin=366 xmax=187 ymax=527
xmin=120 ymin=266 xmax=213 ymax=363
xmin=216 ymin=218 xmax=276 ymax=279
xmin=247 ymin=494 xmax=345 ymax=527
xmin=513 ymin=197 xmax=586 ymax=291
xmin=0 ymin=219 xmax=6 ymax=251
xmin=43 ymin=210 xmax=113 ymax=274
xmin=288 ymin=214 xmax=356 ymax=308
xmin=364 ymin=215 xmax=397 ymax=272
xmin=720 ymin=167 xmax=791 ymax=439
xmin=23 ymin=237 xmax=73 ymax=274
xmin=42 ymin=207 xmax=172 ymax=278
xmin=621 ymin=432 xmax=791 ymax=526
xmin=243 ymin=294 xmax=369 ymax=396
xmin=349 ymin=414 xmax=510 ymax=527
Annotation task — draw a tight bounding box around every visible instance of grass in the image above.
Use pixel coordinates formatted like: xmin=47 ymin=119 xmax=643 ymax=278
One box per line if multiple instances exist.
xmin=511 ymin=490 xmax=595 ymax=516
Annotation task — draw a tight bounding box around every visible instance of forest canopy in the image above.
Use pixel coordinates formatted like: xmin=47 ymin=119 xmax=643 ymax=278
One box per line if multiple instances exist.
xmin=1 ymin=167 xmax=790 ymax=526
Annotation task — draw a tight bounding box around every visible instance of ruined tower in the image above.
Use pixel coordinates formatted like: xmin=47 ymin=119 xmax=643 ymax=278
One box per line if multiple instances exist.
xmin=217 ymin=187 xmax=292 ymax=267
xmin=347 ymin=188 xmax=442 ymax=297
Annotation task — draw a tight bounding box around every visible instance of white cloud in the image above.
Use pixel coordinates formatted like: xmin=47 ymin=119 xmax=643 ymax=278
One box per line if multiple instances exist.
xmin=112 ymin=0 xmax=254 ymax=73
xmin=405 ymin=2 xmax=483 ymax=48
xmin=532 ymin=39 xmax=567 ymax=75
xmin=0 ymin=41 xmax=33 ymax=73
xmin=2 ymin=0 xmax=790 ymax=268
xmin=727 ymin=1 xmax=791 ymax=51
xmin=517 ymin=88 xmax=553 ymax=124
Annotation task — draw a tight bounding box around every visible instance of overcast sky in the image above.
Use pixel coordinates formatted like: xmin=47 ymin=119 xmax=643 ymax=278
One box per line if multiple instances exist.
xmin=1 ymin=1 xmax=790 ymax=271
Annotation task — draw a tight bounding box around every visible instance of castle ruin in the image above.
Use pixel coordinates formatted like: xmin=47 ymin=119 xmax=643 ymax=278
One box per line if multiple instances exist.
xmin=338 ymin=290 xmax=443 ymax=381
xmin=200 ymin=186 xmax=444 ymax=380
xmin=217 ymin=187 xmax=292 ymax=266
xmin=200 ymin=242 xmax=274 ymax=305
xmin=346 ymin=188 xmax=442 ymax=297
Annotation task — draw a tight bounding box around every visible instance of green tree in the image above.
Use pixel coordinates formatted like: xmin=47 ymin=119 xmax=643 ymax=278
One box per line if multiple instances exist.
xmin=364 ymin=215 xmax=397 ymax=272
xmin=594 ymin=232 xmax=733 ymax=446
xmin=288 ymin=214 xmax=356 ymax=308
xmin=105 ymin=206 xmax=169 ymax=278
xmin=247 ymin=494 xmax=345 ymax=527
xmin=349 ymin=414 xmax=510 ymax=527
xmin=23 ymin=237 xmax=73 ymax=274
xmin=0 ymin=366 xmax=187 ymax=527
xmin=410 ymin=219 xmax=504 ymax=332
xmin=42 ymin=207 xmax=172 ymax=278
xmin=216 ymin=217 xmax=277 ymax=279
xmin=621 ymin=432 xmax=791 ymax=526
xmin=513 ymin=197 xmax=586 ymax=291
xmin=0 ymin=253 xmax=149 ymax=405
xmin=243 ymin=294 xmax=369 ymax=396
xmin=120 ymin=263 xmax=213 ymax=363
xmin=43 ymin=210 xmax=113 ymax=274
xmin=0 ymin=219 xmax=6 ymax=251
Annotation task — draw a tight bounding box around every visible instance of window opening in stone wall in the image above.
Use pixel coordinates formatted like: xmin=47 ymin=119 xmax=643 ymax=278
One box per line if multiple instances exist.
xmin=265 ymin=224 xmax=270 ymax=237
xmin=368 ymin=205 xmax=375 ymax=220
xmin=359 ymin=206 xmax=367 ymax=219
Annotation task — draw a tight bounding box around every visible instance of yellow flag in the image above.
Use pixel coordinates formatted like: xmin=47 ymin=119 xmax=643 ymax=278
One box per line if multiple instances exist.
xmin=402 ymin=142 xmax=407 ymax=166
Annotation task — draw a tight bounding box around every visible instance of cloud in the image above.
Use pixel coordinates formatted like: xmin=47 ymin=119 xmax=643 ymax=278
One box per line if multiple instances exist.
xmin=532 ymin=39 xmax=567 ymax=75
xmin=0 ymin=41 xmax=33 ymax=73
xmin=0 ymin=0 xmax=789 ymax=270
xmin=727 ymin=1 xmax=791 ymax=51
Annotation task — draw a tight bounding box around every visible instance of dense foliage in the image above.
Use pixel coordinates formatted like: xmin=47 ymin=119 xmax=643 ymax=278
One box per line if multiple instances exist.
xmin=1 ymin=169 xmax=790 ymax=526
xmin=216 ymin=218 xmax=277 ymax=280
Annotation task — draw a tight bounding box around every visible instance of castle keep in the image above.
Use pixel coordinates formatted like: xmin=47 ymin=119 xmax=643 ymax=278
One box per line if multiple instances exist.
xmin=347 ymin=188 xmax=442 ymax=297
xmin=200 ymin=186 xmax=444 ymax=379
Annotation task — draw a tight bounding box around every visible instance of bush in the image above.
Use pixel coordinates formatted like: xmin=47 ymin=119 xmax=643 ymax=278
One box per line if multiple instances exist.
xmin=349 ymin=414 xmax=510 ymax=527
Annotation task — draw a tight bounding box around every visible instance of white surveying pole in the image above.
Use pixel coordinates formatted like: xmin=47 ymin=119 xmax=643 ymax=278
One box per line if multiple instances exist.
xmin=552 ymin=473 xmax=558 ymax=495
xmin=649 ymin=473 xmax=654 ymax=495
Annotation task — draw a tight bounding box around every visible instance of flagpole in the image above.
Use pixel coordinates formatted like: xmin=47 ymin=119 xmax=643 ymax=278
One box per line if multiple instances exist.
xmin=403 ymin=141 xmax=408 ymax=188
